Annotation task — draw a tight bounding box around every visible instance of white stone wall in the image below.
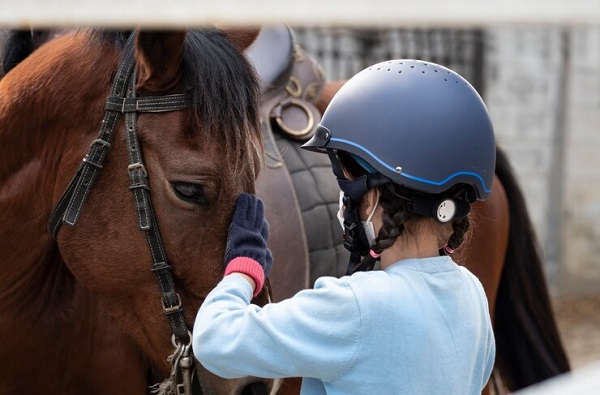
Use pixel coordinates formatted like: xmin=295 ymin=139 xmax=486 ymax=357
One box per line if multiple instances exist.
xmin=560 ymin=27 xmax=600 ymax=294
xmin=485 ymin=26 xmax=600 ymax=295
xmin=484 ymin=27 xmax=566 ymax=281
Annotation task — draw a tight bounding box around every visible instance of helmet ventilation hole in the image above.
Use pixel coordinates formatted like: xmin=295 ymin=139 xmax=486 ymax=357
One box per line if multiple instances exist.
xmin=306 ymin=59 xmax=494 ymax=200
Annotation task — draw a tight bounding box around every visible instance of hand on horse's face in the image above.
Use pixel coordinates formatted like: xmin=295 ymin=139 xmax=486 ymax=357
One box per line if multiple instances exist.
xmin=224 ymin=193 xmax=273 ymax=294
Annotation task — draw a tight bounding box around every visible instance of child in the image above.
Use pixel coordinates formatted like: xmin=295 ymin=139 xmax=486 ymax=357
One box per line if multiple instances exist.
xmin=193 ymin=59 xmax=496 ymax=394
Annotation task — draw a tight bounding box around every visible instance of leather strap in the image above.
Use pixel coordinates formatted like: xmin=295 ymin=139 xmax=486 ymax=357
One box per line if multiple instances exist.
xmin=124 ymin=71 xmax=190 ymax=344
xmin=105 ymin=94 xmax=191 ymax=113
xmin=48 ymin=31 xmax=138 ymax=234
xmin=48 ymin=30 xmax=191 ymax=345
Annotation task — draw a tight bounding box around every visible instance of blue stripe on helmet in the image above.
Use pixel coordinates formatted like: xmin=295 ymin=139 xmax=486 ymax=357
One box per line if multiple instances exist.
xmin=331 ymin=137 xmax=492 ymax=194
xmin=348 ymin=153 xmax=377 ymax=174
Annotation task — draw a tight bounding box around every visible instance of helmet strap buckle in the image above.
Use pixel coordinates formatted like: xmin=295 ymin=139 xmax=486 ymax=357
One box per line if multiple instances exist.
xmin=327 ymin=149 xmax=392 ymax=274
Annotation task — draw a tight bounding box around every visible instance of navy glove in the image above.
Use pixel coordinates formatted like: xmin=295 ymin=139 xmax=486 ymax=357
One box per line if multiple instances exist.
xmin=224 ymin=193 xmax=272 ymax=295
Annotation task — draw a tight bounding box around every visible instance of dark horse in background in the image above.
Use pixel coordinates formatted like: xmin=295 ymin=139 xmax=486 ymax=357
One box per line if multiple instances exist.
xmin=1 ymin=26 xmax=570 ymax=394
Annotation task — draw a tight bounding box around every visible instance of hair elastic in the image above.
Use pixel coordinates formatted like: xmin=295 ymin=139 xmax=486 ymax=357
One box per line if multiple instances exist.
xmin=443 ymin=245 xmax=455 ymax=255
xmin=369 ymin=249 xmax=381 ymax=259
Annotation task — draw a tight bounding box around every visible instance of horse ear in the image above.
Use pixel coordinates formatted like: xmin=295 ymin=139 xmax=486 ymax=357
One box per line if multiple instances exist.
xmin=218 ymin=27 xmax=260 ymax=51
xmin=135 ymin=31 xmax=187 ymax=91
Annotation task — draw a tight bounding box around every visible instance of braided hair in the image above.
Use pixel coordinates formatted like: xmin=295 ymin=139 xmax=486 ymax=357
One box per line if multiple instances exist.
xmin=339 ymin=152 xmax=472 ymax=273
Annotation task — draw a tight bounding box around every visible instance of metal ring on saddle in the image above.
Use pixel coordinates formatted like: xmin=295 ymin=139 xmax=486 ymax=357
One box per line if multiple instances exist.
xmin=273 ymin=97 xmax=317 ymax=140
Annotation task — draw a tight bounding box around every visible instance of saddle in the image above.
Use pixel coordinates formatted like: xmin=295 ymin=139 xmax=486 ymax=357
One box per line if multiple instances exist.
xmin=246 ymin=25 xmax=325 ymax=165
xmin=246 ymin=25 xmax=330 ymax=300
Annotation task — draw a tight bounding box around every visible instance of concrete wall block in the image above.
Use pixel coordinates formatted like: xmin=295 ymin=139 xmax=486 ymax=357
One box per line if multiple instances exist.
xmin=569 ymin=67 xmax=600 ymax=110
xmin=484 ymin=28 xmax=567 ymax=256
xmin=570 ymin=27 xmax=600 ymax=66
xmin=559 ymin=27 xmax=600 ymax=293
xmin=562 ymin=203 xmax=600 ymax=276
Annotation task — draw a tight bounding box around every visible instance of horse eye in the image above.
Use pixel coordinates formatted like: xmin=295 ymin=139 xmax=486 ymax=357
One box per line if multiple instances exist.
xmin=172 ymin=182 xmax=208 ymax=206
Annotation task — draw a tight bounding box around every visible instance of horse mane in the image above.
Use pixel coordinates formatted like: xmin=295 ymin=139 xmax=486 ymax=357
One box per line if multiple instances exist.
xmin=0 ymin=30 xmax=38 ymax=77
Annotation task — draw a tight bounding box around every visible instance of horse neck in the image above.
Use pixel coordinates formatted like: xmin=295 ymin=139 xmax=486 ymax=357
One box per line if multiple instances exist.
xmin=0 ymin=91 xmax=61 ymax=291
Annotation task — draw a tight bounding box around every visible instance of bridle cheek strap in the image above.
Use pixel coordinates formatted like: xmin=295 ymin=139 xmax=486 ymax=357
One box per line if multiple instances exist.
xmin=48 ymin=33 xmax=138 ymax=237
xmin=47 ymin=30 xmax=192 ymax=347
xmin=124 ymin=70 xmax=192 ymax=345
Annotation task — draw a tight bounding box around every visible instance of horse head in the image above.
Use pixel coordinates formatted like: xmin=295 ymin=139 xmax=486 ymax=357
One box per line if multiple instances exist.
xmin=0 ymin=28 xmax=276 ymax=394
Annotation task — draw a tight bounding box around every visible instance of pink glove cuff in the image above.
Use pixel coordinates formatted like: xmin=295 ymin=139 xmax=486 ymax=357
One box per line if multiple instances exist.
xmin=224 ymin=257 xmax=265 ymax=297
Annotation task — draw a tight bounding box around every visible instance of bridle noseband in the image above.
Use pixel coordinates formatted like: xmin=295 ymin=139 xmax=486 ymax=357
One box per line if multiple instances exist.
xmin=47 ymin=31 xmax=195 ymax=393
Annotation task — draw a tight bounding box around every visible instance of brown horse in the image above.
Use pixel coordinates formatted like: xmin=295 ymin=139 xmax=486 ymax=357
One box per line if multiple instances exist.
xmin=0 ymin=28 xmax=278 ymax=394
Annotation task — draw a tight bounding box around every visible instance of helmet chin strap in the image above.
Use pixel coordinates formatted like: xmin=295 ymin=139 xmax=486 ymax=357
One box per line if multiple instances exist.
xmin=328 ymin=151 xmax=389 ymax=274
xmin=338 ymin=186 xmax=370 ymax=274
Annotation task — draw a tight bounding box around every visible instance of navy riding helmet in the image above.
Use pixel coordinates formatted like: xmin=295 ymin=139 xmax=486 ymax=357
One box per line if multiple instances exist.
xmin=302 ymin=59 xmax=496 ymax=204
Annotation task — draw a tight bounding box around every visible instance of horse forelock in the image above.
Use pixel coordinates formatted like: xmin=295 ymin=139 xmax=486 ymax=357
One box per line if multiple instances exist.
xmin=182 ymin=29 xmax=263 ymax=186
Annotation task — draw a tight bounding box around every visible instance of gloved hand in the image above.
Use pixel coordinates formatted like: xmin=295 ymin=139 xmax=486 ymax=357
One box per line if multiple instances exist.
xmin=224 ymin=193 xmax=273 ymax=296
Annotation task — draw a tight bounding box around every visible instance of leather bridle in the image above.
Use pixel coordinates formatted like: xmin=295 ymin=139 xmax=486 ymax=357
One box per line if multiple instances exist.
xmin=47 ymin=31 xmax=195 ymax=392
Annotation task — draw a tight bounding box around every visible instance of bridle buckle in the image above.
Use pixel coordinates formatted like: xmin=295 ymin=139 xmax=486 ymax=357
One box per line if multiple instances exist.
xmin=162 ymin=293 xmax=183 ymax=314
xmin=127 ymin=162 xmax=148 ymax=178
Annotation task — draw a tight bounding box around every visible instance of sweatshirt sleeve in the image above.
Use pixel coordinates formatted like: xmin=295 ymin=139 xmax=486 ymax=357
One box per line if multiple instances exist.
xmin=193 ymin=274 xmax=361 ymax=381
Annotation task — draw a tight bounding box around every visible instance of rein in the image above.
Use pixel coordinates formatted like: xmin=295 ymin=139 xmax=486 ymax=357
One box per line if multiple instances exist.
xmin=47 ymin=31 xmax=195 ymax=394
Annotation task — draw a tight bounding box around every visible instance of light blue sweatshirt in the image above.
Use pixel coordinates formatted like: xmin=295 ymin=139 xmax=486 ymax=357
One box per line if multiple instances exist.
xmin=193 ymin=256 xmax=495 ymax=394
